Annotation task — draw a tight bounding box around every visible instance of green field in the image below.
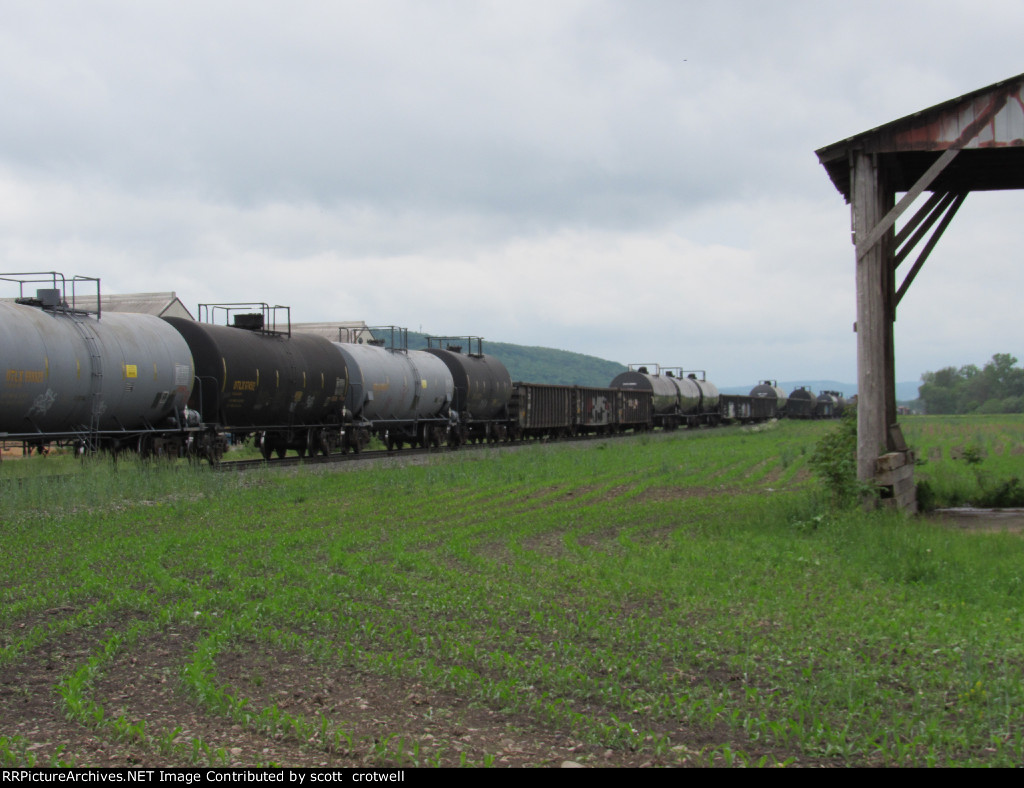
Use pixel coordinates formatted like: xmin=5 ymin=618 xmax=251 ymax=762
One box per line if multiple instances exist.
xmin=1 ymin=417 xmax=1023 ymax=767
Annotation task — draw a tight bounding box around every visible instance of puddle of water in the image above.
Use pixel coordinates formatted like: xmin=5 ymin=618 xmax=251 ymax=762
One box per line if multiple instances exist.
xmin=931 ymin=508 xmax=1024 ymax=532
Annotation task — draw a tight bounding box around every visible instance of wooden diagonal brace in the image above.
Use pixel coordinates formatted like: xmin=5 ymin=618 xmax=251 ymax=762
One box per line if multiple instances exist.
xmin=855 ymin=147 xmax=959 ymax=260
xmin=855 ymin=85 xmax=1012 ymax=261
xmin=894 ymin=192 xmax=967 ymax=310
xmin=894 ymin=191 xmax=958 ymax=269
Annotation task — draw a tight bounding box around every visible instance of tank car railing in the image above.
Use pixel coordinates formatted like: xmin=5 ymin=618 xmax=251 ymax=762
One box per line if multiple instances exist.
xmin=70 ymin=276 xmax=101 ymax=317
xmin=427 ymin=335 xmax=485 ymax=356
xmin=199 ymin=303 xmax=292 ymax=337
xmin=1 ymin=271 xmax=67 ymax=300
xmin=0 ymin=272 xmax=102 ymax=316
xmin=366 ymin=326 xmax=409 ymax=352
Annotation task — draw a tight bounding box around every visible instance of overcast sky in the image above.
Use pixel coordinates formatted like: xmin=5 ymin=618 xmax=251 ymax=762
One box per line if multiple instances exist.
xmin=2 ymin=0 xmax=1022 ymax=387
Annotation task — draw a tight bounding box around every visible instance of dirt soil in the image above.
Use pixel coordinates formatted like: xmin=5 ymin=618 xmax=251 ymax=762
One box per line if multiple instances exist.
xmin=0 ymin=619 xmax=819 ymax=769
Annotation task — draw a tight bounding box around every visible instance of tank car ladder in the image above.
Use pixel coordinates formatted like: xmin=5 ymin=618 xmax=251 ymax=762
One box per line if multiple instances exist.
xmin=67 ymin=313 xmax=104 ymax=452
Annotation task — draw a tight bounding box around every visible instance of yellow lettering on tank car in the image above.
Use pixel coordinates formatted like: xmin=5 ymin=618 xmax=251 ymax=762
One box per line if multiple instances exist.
xmin=4 ymin=369 xmax=45 ymax=386
xmin=125 ymin=364 xmax=138 ymax=379
xmin=421 ymin=379 xmax=427 ymax=389
xmin=232 ymin=380 xmax=257 ymax=392
xmin=373 ymin=382 xmax=390 ymax=393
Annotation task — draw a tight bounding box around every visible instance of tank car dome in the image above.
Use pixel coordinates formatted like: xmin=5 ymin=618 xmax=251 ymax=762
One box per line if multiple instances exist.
xmin=750 ymin=381 xmax=784 ymax=399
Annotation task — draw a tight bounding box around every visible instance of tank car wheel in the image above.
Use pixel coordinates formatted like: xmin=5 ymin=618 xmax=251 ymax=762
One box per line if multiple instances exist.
xmin=137 ymin=434 xmax=154 ymax=460
xmin=276 ymin=445 xmax=287 ymax=459
xmin=259 ymin=432 xmax=273 ymax=461
xmin=305 ymin=429 xmax=329 ymax=458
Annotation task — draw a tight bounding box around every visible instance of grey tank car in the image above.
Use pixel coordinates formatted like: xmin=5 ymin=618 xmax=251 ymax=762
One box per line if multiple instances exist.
xmin=0 ymin=288 xmax=195 ymax=455
xmin=333 ymin=327 xmax=455 ymax=451
xmin=608 ymin=364 xmax=720 ymax=428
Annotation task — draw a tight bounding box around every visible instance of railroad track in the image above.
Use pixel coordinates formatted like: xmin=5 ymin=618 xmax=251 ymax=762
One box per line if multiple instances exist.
xmin=214 ymin=432 xmax=627 ymax=473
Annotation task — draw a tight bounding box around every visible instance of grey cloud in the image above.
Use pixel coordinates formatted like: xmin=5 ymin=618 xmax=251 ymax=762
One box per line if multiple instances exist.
xmin=2 ymin=1 xmax=1023 ymax=386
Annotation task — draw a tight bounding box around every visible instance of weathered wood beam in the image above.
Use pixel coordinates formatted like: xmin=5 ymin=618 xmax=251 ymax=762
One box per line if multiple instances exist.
xmin=855 ymin=148 xmax=959 ymax=261
xmin=893 ymin=191 xmax=946 ymax=252
xmin=855 ymin=86 xmax=1010 ymax=263
xmin=894 ymin=191 xmax=955 ymax=268
xmin=895 ymin=193 xmax=968 ymax=309
xmin=852 ymin=151 xmax=893 ymax=487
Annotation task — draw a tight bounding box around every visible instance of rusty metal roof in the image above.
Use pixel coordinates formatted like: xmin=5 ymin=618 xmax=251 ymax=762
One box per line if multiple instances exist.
xmin=817 ymin=72 xmax=1024 ymax=201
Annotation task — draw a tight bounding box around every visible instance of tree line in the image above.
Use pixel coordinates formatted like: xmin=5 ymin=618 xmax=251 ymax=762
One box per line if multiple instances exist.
xmin=919 ymin=353 xmax=1024 ymax=414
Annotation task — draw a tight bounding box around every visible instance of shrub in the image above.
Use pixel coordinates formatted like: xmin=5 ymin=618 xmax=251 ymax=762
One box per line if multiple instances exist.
xmin=808 ymin=409 xmax=874 ymax=509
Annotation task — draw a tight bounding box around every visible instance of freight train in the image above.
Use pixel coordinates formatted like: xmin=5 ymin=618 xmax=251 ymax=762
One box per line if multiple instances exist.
xmin=0 ymin=274 xmax=846 ymax=462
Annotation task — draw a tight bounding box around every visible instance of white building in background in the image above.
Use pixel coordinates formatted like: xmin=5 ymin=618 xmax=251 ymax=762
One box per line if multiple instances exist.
xmin=291 ymin=321 xmax=375 ymax=344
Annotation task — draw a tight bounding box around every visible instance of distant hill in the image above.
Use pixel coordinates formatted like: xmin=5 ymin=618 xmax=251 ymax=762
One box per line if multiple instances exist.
xmin=393 ymin=331 xmax=926 ymax=398
xmin=403 ymin=332 xmax=626 ymax=388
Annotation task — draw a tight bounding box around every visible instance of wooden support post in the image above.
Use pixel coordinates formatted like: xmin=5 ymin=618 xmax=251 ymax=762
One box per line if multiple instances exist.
xmin=851 ymin=151 xmax=894 ymax=490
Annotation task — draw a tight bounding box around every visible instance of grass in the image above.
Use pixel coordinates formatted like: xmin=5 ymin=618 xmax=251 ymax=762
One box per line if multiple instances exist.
xmin=1 ymin=417 xmax=1023 ymax=766
xmin=902 ymin=414 xmax=1024 ymax=507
